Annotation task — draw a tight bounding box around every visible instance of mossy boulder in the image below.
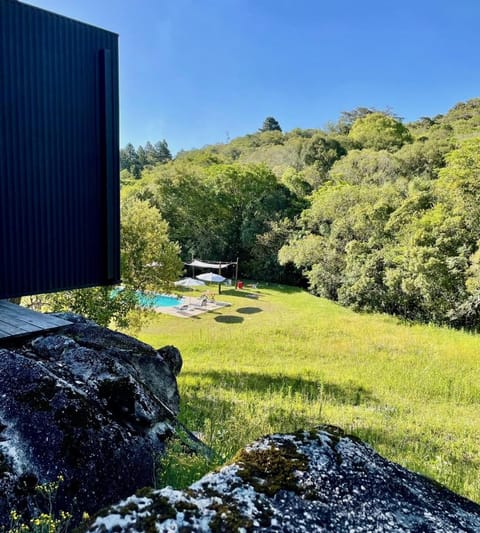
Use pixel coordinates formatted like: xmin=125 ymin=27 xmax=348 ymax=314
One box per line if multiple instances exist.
xmin=88 ymin=427 xmax=480 ymax=532
xmin=0 ymin=314 xmax=181 ymax=528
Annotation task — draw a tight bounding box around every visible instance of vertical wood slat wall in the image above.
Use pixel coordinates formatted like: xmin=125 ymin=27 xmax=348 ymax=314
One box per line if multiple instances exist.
xmin=0 ymin=0 xmax=120 ymax=299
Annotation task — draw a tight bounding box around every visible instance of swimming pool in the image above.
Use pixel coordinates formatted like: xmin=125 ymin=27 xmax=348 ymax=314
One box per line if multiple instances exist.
xmin=137 ymin=293 xmax=181 ymax=308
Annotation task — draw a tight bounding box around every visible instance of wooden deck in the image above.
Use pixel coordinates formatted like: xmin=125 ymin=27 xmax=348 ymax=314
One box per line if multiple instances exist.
xmin=0 ymin=300 xmax=71 ymax=340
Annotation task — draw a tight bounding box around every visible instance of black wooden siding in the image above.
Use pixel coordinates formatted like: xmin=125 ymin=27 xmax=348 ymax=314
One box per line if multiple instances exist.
xmin=0 ymin=0 xmax=120 ymax=299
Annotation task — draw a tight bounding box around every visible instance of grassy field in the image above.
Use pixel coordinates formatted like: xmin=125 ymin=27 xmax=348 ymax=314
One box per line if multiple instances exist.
xmin=135 ymin=283 xmax=480 ymax=502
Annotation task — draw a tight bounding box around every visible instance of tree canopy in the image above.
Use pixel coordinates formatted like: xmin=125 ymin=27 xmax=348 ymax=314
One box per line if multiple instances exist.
xmin=71 ymin=97 xmax=480 ymax=329
xmin=40 ymin=198 xmax=182 ymax=328
xmin=348 ymin=112 xmax=412 ymax=151
xmin=120 ymin=139 xmax=172 ymax=179
xmin=259 ymin=116 xmax=282 ymax=132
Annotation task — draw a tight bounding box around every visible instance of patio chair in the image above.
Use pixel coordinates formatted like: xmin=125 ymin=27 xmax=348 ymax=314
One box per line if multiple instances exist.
xmin=176 ymin=299 xmax=189 ymax=311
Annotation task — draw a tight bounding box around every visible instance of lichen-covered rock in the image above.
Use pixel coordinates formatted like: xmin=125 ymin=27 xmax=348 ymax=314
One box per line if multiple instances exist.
xmin=88 ymin=426 xmax=480 ymax=532
xmin=0 ymin=314 xmax=181 ymax=528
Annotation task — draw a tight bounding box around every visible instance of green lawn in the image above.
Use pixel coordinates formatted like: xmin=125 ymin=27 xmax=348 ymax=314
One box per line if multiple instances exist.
xmin=135 ymin=284 xmax=480 ymax=501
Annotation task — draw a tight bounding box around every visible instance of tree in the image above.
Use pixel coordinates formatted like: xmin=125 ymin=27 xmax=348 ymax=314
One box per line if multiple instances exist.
xmin=137 ymin=145 xmax=147 ymax=168
xmin=42 ymin=286 xmax=137 ymax=329
xmin=144 ymin=141 xmax=157 ymax=166
xmin=120 ymin=198 xmax=183 ymax=291
xmin=39 ymin=199 xmax=183 ymax=328
xmin=120 ymin=143 xmax=138 ymax=171
xmin=281 ymin=167 xmax=312 ymax=199
xmin=120 ymin=143 xmax=141 ymax=178
xmin=203 ymin=163 xmax=291 ymax=261
xmin=348 ymin=112 xmax=412 ymax=151
xmin=153 ymin=139 xmax=172 ymax=164
xmin=140 ymin=160 xmax=295 ymax=269
xmin=301 ymin=134 xmax=346 ymax=187
xmin=259 ymin=116 xmax=282 ymax=133
xmin=329 ymin=149 xmax=402 ymax=186
xmin=330 ymin=107 xmax=376 ymax=134
xmin=395 ymin=137 xmax=454 ymax=180
xmin=246 ymin=218 xmax=303 ymax=284
xmin=436 ymin=137 xmax=480 ymax=239
xmin=145 ymin=162 xmax=221 ymax=259
xmin=280 ymin=182 xmax=403 ymax=306
xmin=121 ymin=140 xmax=172 ymax=176
xmin=384 ymin=204 xmax=471 ymax=323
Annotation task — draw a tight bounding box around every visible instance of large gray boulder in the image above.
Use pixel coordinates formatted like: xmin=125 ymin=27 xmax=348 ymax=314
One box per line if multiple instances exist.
xmin=88 ymin=426 xmax=480 ymax=532
xmin=0 ymin=314 xmax=181 ymax=527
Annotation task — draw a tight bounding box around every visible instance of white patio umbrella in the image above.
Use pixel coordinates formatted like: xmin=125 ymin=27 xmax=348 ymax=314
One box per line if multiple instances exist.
xmin=175 ymin=277 xmax=206 ymax=287
xmin=196 ymin=272 xmax=226 ymax=283
xmin=196 ymin=272 xmax=226 ymax=293
xmin=174 ymin=277 xmax=205 ymax=304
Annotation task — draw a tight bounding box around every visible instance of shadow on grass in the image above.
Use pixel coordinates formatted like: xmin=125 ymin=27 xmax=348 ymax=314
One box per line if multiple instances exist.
xmin=221 ymin=289 xmax=263 ymax=299
xmin=182 ymin=370 xmax=377 ymax=406
xmin=179 ymin=371 xmax=377 ymax=461
xmin=236 ymin=307 xmax=262 ymax=315
xmin=180 ymin=392 xmax=238 ymax=428
xmin=180 ymin=388 xmax=322 ymax=451
xmin=214 ymin=315 xmax=244 ymax=324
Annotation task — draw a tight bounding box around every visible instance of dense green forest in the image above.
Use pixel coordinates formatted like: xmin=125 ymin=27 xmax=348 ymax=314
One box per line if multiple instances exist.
xmin=118 ymin=98 xmax=480 ymax=329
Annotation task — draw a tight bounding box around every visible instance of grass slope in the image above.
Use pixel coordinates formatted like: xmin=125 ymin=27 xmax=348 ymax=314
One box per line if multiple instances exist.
xmin=137 ymin=284 xmax=480 ymax=502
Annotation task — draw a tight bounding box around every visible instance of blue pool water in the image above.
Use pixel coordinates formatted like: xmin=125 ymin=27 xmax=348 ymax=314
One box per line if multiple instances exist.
xmin=137 ymin=293 xmax=181 ymax=308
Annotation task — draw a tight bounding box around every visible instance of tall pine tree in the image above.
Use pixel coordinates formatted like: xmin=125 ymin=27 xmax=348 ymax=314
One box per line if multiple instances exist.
xmin=259 ymin=116 xmax=282 ymax=132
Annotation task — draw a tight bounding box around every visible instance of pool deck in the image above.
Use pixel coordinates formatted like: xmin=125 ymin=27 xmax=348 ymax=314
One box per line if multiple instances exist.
xmin=152 ymin=297 xmax=231 ymax=318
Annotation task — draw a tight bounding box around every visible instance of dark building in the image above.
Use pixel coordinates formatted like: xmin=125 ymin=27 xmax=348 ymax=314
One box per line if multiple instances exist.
xmin=0 ymin=0 xmax=120 ymax=299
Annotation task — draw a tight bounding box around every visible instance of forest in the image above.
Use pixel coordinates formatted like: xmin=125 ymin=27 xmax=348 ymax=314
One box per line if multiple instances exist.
xmin=45 ymin=98 xmax=480 ymax=329
xmin=115 ymin=99 xmax=480 ymax=329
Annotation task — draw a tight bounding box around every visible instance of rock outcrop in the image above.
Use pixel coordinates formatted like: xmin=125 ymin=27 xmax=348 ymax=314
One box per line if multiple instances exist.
xmin=0 ymin=314 xmax=181 ymax=527
xmin=88 ymin=426 xmax=480 ymax=533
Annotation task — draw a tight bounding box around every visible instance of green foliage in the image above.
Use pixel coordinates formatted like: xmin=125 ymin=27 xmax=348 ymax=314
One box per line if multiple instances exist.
xmin=42 ymin=286 xmax=137 ymax=328
xmin=276 ymin=102 xmax=480 ymax=328
xmin=39 ymin=199 xmax=182 ymax=328
xmin=328 ymin=106 xmax=376 ymax=134
xmin=117 ymin=98 xmax=480 ymax=329
xmin=439 ymin=98 xmax=480 ymax=136
xmin=466 ymin=243 xmax=480 ymax=294
xmin=152 ymin=139 xmax=173 ymax=164
xmin=395 ymin=137 xmax=454 ymax=179
xmin=300 ymin=134 xmax=346 ymax=187
xmin=348 ymin=112 xmax=412 ymax=151
xmin=120 ymin=198 xmax=183 ymax=291
xmin=120 ymin=142 xmax=141 ymax=178
xmin=245 ymin=218 xmax=303 ymax=284
xmin=385 ymin=205 xmax=471 ymax=322
xmin=137 ymin=161 xmax=294 ymax=274
xmin=239 ymin=139 xmax=303 ymax=177
xmin=437 ymin=137 xmax=480 ymax=215
xmin=280 ymin=167 xmax=312 ymax=198
xmin=280 ymin=183 xmax=403 ymax=304
xmin=259 ymin=116 xmax=282 ymax=132
xmin=329 ymin=149 xmax=402 ymax=186
xmin=120 ymin=139 xmax=172 ymax=178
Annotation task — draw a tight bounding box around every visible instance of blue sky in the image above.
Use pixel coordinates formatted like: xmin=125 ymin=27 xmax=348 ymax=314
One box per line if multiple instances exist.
xmin=25 ymin=0 xmax=480 ymax=154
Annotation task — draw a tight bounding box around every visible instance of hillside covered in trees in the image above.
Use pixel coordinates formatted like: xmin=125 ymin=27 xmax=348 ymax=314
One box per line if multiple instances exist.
xmin=122 ymin=98 xmax=480 ymax=328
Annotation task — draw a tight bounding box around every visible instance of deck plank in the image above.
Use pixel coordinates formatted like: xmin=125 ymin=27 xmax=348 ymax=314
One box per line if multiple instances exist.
xmin=0 ymin=301 xmax=71 ymax=340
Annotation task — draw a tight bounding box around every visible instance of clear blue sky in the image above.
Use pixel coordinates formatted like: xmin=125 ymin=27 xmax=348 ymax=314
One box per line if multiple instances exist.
xmin=25 ymin=0 xmax=480 ymax=154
